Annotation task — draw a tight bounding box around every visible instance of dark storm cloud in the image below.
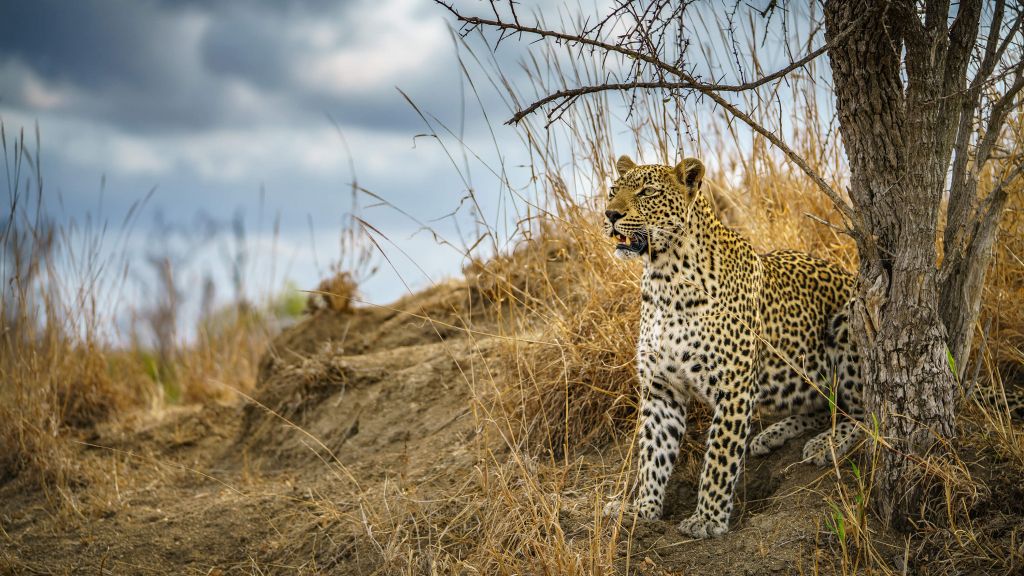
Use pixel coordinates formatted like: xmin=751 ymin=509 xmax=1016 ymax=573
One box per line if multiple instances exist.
xmin=1 ymin=1 xmax=184 ymax=90
xmin=0 ymin=0 xmax=224 ymax=132
xmin=0 ymin=0 xmax=477 ymax=135
xmin=199 ymin=8 xmax=293 ymax=90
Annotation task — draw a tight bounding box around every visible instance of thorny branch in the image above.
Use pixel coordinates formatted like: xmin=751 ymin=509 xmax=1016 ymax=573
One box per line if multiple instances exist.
xmin=507 ymin=4 xmax=875 ymax=124
xmin=435 ymin=0 xmax=873 ymax=233
xmin=945 ymin=62 xmax=1024 ymax=271
xmin=437 ymin=0 xmax=1022 ymax=248
xmin=976 ymin=61 xmax=1024 ymax=170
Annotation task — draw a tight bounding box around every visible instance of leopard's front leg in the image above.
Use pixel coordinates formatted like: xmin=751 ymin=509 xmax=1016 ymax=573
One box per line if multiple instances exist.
xmin=677 ymin=374 xmax=755 ymax=538
xmin=605 ymin=378 xmax=686 ymax=521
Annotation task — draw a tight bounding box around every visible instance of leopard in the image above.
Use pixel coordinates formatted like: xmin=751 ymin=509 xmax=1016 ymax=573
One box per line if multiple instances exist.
xmin=601 ymin=155 xmax=864 ymax=539
xmin=976 ymin=385 xmax=1024 ymax=420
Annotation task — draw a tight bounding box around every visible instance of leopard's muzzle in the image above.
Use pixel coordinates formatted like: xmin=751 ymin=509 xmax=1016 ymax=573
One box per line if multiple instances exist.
xmin=610 ymin=228 xmax=649 ymax=255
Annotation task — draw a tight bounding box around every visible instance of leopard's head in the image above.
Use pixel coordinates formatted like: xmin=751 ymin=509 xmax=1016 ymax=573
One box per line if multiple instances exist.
xmin=603 ymin=155 xmax=705 ymax=260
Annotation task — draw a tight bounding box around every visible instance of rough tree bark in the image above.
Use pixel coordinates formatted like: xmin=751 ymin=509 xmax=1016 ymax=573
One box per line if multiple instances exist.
xmin=825 ymin=0 xmax=998 ymax=528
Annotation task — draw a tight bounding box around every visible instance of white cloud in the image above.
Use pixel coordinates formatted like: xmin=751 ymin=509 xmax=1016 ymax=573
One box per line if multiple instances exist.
xmin=1 ymin=103 xmax=464 ymax=204
xmin=0 ymin=58 xmax=74 ymax=111
xmin=296 ymin=0 xmax=450 ymax=97
xmin=0 ymin=108 xmax=174 ymax=176
xmin=21 ymin=73 xmax=68 ymax=110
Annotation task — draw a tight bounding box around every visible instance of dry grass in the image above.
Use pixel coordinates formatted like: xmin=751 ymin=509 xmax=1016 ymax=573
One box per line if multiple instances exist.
xmin=459 ymin=48 xmax=857 ymax=464
xmin=2 ymin=20 xmax=1023 ymax=576
xmin=0 ymin=126 xmax=275 ymax=502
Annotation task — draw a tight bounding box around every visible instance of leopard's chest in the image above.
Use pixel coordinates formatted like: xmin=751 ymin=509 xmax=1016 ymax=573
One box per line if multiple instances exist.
xmin=637 ymin=283 xmax=717 ymax=403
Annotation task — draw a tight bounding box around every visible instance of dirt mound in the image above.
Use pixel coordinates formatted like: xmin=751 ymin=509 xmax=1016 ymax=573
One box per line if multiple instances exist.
xmin=263 ymin=279 xmax=489 ymax=364
xmin=4 ymin=274 xmax=1023 ymax=575
xmin=231 ymin=296 xmax=868 ymax=574
xmin=240 ymin=337 xmax=480 ymax=472
xmin=1 ymin=284 xmax=496 ymax=575
xmin=240 ymin=278 xmax=495 ymax=471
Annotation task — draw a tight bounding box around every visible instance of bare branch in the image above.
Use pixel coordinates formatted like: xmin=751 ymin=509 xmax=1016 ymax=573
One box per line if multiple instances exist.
xmin=988 ymin=9 xmax=1024 ymax=75
xmin=436 ymin=0 xmax=868 ymax=230
xmin=437 ymin=0 xmax=875 ymax=96
xmin=690 ymin=84 xmax=860 ymax=230
xmin=509 ymin=75 xmax=861 ymax=231
xmin=975 ymin=61 xmax=1024 ymax=168
xmin=978 ymin=162 xmax=1024 ymax=227
xmin=971 ymin=0 xmax=1007 ymax=90
xmin=509 ymin=82 xmax=701 ymax=125
xmin=943 ymin=158 xmax=1024 ymax=282
xmin=946 ymin=159 xmax=1024 ymax=274
xmin=435 ymin=1 xmax=689 ymax=80
xmin=944 ymin=0 xmax=1002 ymax=253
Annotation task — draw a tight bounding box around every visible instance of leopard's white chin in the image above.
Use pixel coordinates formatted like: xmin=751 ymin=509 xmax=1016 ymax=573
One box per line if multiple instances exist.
xmin=614 ymin=247 xmax=642 ymax=260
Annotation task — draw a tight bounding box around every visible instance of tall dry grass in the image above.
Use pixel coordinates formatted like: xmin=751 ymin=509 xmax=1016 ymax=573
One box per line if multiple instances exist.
xmin=461 ymin=45 xmax=856 ymax=461
xmin=0 ymin=125 xmax=278 ymax=501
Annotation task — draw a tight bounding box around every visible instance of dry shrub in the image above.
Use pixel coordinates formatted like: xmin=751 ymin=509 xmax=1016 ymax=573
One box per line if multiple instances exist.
xmin=306 ymin=270 xmax=358 ymax=314
xmin=53 ymin=343 xmax=133 ymax=428
xmin=0 ymin=127 xmax=147 ymax=492
xmin=0 ymin=126 xmax=277 ymax=500
xmin=176 ymin=307 xmax=275 ymax=404
xmin=0 ymin=303 xmax=281 ymax=497
xmin=0 ymin=327 xmax=153 ymax=490
xmin=469 ymin=215 xmax=642 ymax=456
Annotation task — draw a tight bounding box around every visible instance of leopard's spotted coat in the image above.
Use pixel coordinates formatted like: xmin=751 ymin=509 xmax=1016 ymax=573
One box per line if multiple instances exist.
xmin=602 ymin=156 xmax=863 ymax=538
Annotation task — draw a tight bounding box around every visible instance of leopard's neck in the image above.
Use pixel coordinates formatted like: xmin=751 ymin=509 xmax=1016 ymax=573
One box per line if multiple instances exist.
xmin=642 ymin=193 xmax=755 ymax=300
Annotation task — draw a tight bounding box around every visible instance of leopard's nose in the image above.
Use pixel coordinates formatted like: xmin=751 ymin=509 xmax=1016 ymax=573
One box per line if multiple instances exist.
xmin=605 ymin=210 xmax=624 ymax=223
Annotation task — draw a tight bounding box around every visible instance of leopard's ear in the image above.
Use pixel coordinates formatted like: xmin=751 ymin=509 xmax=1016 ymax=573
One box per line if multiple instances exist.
xmin=674 ymin=157 xmax=705 ymax=189
xmin=615 ymin=155 xmax=637 ymax=175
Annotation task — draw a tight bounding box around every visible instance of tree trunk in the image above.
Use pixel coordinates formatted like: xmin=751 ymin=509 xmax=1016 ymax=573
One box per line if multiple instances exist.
xmin=825 ymin=0 xmax=959 ymax=529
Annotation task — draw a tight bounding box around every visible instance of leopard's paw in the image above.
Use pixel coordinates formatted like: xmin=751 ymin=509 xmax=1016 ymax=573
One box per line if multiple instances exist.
xmin=603 ymin=499 xmax=661 ymax=521
xmin=748 ymin=434 xmax=774 ymax=457
xmin=677 ymin=512 xmax=728 ymax=539
xmin=801 ymin=434 xmax=833 ymax=466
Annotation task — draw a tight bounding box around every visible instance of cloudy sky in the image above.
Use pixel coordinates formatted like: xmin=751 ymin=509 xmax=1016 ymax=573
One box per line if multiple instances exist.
xmin=0 ymin=0 xmax=547 ymax=322
xmin=1 ymin=0 xmax=828 ymax=335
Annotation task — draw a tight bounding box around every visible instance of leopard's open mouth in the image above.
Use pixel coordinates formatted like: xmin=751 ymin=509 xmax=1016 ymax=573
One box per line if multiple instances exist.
xmin=613 ymin=231 xmax=648 ymax=254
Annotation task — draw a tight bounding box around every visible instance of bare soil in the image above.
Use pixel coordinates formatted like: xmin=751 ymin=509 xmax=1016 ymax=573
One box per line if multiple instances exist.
xmin=2 ymin=283 xmax=1020 ymax=575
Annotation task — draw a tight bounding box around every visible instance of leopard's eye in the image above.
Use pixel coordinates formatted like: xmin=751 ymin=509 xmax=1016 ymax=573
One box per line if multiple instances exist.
xmin=608 ymin=186 xmax=617 ymax=200
xmin=636 ymin=187 xmax=659 ymax=198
